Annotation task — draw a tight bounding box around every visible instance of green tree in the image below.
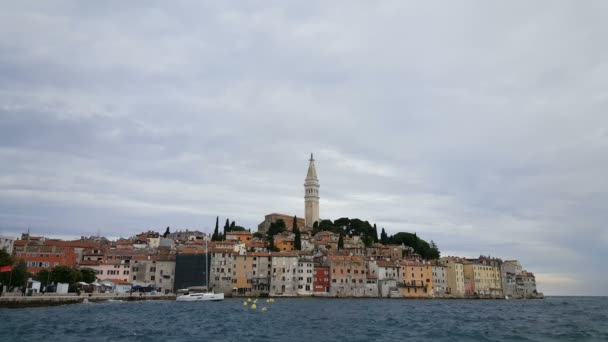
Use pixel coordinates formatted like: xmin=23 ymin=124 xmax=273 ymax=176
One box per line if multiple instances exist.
xmin=380 ymin=228 xmax=388 ymax=244
xmin=34 ymin=269 xmax=53 ymax=287
xmin=312 ymin=221 xmax=321 ymax=235
xmin=212 ymin=217 xmax=219 ymax=241
xmin=252 ymin=232 xmax=264 ymax=239
xmin=80 ymin=268 xmax=97 ymax=283
xmin=163 ymin=226 xmax=170 ymax=238
xmin=231 ymin=226 xmax=247 ymax=232
xmin=224 ymin=218 xmax=230 ymax=240
xmin=294 ymin=226 xmax=302 ymax=251
xmin=8 ymin=260 xmax=29 ymax=290
xmin=0 ymin=250 xmax=30 ymax=291
xmin=230 ymin=221 xmax=236 ymax=231
xmin=51 ymin=266 xmax=84 ymax=285
xmin=338 ymin=233 xmax=344 ymax=250
xmin=267 ymin=219 xmax=287 ymax=237
xmin=373 ymin=224 xmax=379 ymax=243
xmin=267 ymin=235 xmax=279 ymax=252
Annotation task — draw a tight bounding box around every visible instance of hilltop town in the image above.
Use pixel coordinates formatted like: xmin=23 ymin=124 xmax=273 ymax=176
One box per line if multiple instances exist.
xmin=0 ymin=155 xmax=540 ymax=299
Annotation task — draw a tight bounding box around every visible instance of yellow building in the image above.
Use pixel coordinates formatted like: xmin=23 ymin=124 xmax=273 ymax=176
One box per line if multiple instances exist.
xmin=463 ymin=262 xmax=502 ymax=298
xmin=225 ymin=231 xmax=253 ymax=243
xmin=399 ymin=262 xmax=433 ymax=298
xmin=233 ymin=254 xmax=253 ymax=296
xmin=275 ymin=234 xmax=295 ymax=252
xmin=438 ymin=257 xmax=466 ymax=298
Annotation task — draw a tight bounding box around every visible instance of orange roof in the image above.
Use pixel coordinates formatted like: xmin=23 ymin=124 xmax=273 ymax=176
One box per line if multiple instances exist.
xmin=226 ymin=231 xmax=252 ymax=235
xmin=250 ymin=252 xmax=271 ymax=257
xmin=376 ymin=260 xmax=398 ymax=268
xmin=270 ymin=251 xmax=300 ymax=257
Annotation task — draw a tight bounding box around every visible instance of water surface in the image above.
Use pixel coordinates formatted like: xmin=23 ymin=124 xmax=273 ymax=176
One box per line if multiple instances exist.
xmin=1 ymin=297 xmax=607 ymax=341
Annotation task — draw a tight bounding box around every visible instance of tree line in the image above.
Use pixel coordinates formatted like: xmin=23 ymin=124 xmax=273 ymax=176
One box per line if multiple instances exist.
xmin=0 ymin=249 xmax=97 ymax=292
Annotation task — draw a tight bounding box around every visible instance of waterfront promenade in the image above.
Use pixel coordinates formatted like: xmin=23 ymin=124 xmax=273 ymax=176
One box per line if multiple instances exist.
xmin=0 ymin=292 xmax=176 ymax=308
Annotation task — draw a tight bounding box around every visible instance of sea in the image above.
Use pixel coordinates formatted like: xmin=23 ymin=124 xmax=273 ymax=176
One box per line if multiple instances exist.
xmin=1 ymin=296 xmax=607 ymax=342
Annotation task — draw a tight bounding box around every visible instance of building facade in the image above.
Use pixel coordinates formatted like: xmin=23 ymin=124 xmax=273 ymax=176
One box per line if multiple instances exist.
xmin=0 ymin=235 xmax=15 ymax=255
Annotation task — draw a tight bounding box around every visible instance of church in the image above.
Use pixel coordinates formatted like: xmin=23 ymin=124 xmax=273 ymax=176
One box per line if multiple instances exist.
xmin=257 ymin=154 xmax=320 ymax=233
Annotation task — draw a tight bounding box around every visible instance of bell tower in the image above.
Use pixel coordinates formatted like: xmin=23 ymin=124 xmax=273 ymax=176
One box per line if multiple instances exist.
xmin=304 ymin=153 xmax=320 ymax=227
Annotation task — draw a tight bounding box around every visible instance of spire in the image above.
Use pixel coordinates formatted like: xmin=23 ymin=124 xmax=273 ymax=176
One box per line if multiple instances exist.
xmin=306 ymin=154 xmax=318 ymax=180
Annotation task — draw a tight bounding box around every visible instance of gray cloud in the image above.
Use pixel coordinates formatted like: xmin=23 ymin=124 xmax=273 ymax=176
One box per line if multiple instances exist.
xmin=1 ymin=1 xmax=607 ymax=295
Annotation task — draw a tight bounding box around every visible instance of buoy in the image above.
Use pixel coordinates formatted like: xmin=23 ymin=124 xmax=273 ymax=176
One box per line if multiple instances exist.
xmin=243 ymin=301 xmax=248 ymax=306
xmin=251 ymin=303 xmax=257 ymax=310
xmin=261 ymin=307 xmax=267 ymax=311
xmin=266 ymin=299 xmax=270 ymax=303
xmin=253 ymin=299 xmax=258 ymax=303
xmin=247 ymin=298 xmax=252 ymax=302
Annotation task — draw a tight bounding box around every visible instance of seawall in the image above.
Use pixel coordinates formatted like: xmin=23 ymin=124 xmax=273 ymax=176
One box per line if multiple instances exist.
xmin=0 ymin=293 xmax=176 ymax=309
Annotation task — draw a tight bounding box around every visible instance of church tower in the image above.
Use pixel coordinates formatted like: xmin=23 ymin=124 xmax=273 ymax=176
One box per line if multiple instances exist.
xmin=304 ymin=153 xmax=320 ymax=228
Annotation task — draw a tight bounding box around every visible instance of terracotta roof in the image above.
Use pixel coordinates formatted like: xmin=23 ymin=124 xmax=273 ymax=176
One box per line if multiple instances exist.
xmin=376 ymin=260 xmax=398 ymax=268
xmin=226 ymin=231 xmax=252 ymax=235
xmin=250 ymin=252 xmax=271 ymax=257
xmin=270 ymin=251 xmax=300 ymax=257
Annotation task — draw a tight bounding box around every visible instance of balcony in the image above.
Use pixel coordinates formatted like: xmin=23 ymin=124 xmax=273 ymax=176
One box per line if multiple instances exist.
xmin=397 ymin=281 xmax=425 ymax=288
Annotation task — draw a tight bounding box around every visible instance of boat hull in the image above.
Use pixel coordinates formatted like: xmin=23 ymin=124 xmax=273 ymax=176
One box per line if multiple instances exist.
xmin=176 ymin=293 xmax=224 ymax=302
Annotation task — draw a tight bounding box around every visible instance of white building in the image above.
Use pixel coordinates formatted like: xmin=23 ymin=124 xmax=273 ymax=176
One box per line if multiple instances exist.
xmin=296 ymin=256 xmax=314 ymax=296
xmin=0 ymin=235 xmax=15 ymax=255
xmin=432 ymin=265 xmax=447 ymax=297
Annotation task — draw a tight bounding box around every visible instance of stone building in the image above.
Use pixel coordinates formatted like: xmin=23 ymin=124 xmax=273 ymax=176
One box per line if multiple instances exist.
xmin=270 ymin=252 xmax=299 ymax=296
xmin=438 ymin=257 xmax=466 ymax=298
xmin=370 ymin=260 xmax=400 ymax=298
xmin=501 ymin=260 xmax=522 ymax=297
xmin=399 ymin=261 xmax=433 ymax=298
xmin=251 ymin=252 xmax=272 ymax=296
xmin=257 ymin=214 xmax=305 ymax=234
xmin=209 ymin=248 xmax=236 ymax=295
xmin=432 ymin=265 xmax=447 ymax=297
xmin=463 ymin=262 xmax=503 ymax=298
xmin=329 ymin=255 xmax=367 ymax=297
xmin=296 ymin=255 xmax=314 ymax=295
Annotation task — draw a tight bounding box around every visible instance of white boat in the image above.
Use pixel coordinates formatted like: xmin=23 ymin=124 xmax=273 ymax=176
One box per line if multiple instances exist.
xmin=176 ymin=292 xmax=224 ymax=301
xmin=176 ymin=237 xmax=224 ymax=302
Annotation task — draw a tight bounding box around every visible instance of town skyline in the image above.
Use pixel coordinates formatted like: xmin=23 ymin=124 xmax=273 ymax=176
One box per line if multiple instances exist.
xmin=1 ymin=2 xmax=607 ymax=298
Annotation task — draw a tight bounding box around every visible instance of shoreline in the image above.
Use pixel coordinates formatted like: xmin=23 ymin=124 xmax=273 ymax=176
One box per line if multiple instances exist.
xmin=1 ymin=293 xmax=544 ymax=308
xmin=0 ymin=294 xmax=176 ymax=309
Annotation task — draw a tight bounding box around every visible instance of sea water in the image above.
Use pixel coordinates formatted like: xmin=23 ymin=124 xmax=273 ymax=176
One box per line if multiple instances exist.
xmin=1 ymin=297 xmax=607 ymax=341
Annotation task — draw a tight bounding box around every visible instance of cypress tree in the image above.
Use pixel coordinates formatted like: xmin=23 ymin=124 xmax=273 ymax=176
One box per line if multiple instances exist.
xmin=380 ymin=228 xmax=387 ymax=244
xmin=292 ymin=215 xmax=298 ymax=232
xmin=373 ymin=224 xmax=378 ymax=243
xmin=223 ymin=218 xmax=230 ymax=240
xmin=338 ymin=233 xmax=344 ymax=250
xmin=294 ymin=227 xmax=302 ymax=250
xmin=212 ymin=217 xmax=219 ymax=241
xmin=230 ymin=221 xmax=236 ymax=231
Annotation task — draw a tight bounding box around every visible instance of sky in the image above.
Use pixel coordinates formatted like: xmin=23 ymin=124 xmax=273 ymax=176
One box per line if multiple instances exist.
xmin=0 ymin=1 xmax=607 ymax=296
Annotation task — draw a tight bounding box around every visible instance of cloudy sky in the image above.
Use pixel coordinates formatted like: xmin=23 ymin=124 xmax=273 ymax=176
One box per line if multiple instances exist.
xmin=1 ymin=1 xmax=607 ymax=295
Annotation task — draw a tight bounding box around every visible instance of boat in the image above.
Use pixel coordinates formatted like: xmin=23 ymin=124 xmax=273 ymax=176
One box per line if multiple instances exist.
xmin=176 ymin=238 xmax=224 ymax=302
xmin=176 ymin=292 xmax=224 ymax=301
